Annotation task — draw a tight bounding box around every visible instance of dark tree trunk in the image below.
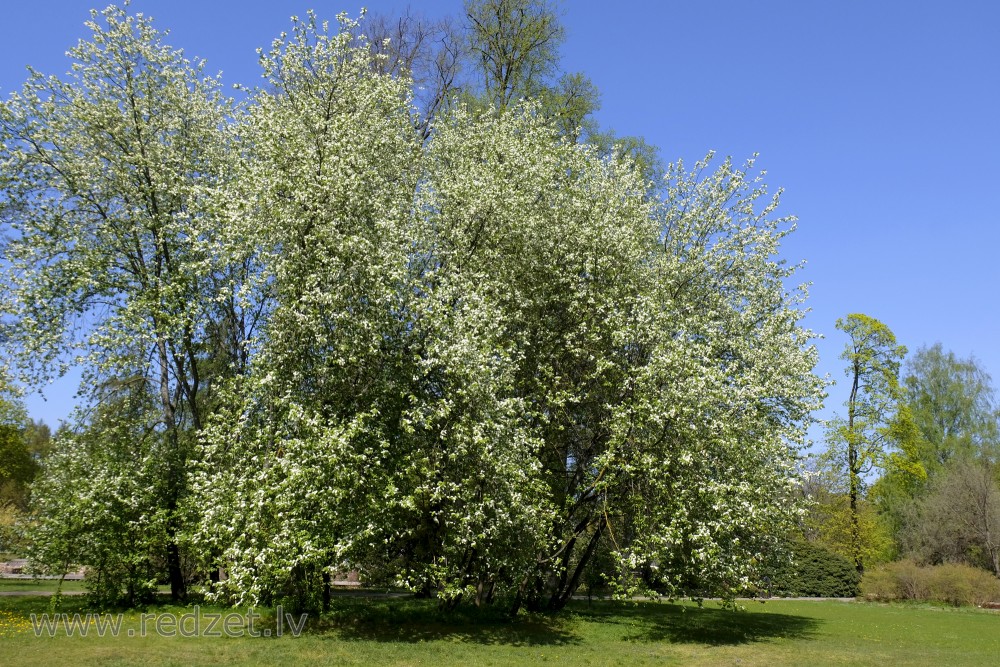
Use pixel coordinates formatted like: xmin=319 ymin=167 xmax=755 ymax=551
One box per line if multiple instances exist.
xmin=157 ymin=338 xmax=187 ymax=601
xmin=549 ymin=517 xmax=605 ymax=611
xmin=848 ymin=359 xmax=863 ymax=575
xmin=166 ymin=539 xmax=186 ymax=601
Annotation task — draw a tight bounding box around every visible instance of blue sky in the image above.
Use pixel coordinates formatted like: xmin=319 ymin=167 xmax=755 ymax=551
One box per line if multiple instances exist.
xmin=2 ymin=1 xmax=998 ymax=439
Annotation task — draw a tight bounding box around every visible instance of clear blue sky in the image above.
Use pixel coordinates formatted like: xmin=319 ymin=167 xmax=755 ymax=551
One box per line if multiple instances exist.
xmin=3 ymin=1 xmax=999 ymax=439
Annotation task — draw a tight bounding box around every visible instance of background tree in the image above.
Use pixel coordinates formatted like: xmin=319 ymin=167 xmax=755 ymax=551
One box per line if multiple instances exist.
xmin=0 ymin=395 xmax=32 ymax=510
xmin=824 ymin=314 xmax=909 ymax=573
xmin=871 ymin=344 xmax=999 ymax=556
xmin=0 ymin=377 xmax=31 ymax=554
xmin=904 ymin=344 xmax=1000 ymax=471
xmin=23 ymin=420 xmax=53 ymax=464
xmin=588 ymin=130 xmax=664 ymax=188
xmin=866 ymin=424 xmax=926 ymax=557
xmin=362 ymin=9 xmax=464 ymax=139
xmin=905 ymin=458 xmax=1000 ymax=576
xmin=465 ymin=0 xmax=564 ymax=109
xmin=364 ymin=0 xmax=649 ymax=168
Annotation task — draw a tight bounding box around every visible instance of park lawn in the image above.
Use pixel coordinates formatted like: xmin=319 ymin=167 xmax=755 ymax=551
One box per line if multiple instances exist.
xmin=0 ymin=579 xmax=176 ymax=595
xmin=1 ymin=595 xmax=999 ymax=666
xmin=0 ymin=578 xmax=88 ymax=594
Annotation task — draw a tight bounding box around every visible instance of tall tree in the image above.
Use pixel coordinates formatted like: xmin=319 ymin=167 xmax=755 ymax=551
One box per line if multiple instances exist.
xmin=362 ymin=9 xmax=464 ymax=139
xmin=0 ymin=5 xmax=243 ymax=600
xmin=824 ymin=314 xmax=909 ymax=573
xmin=465 ymin=0 xmax=564 ymax=109
xmin=364 ymin=1 xmax=606 ymax=145
xmin=462 ymin=0 xmax=608 ymax=147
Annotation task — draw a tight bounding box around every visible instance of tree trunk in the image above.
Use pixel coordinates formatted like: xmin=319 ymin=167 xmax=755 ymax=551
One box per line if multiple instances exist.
xmin=848 ymin=359 xmax=863 ymax=574
xmin=157 ymin=337 xmax=187 ymax=601
xmin=548 ymin=517 xmax=605 ymax=611
xmin=322 ymin=570 xmax=332 ymax=612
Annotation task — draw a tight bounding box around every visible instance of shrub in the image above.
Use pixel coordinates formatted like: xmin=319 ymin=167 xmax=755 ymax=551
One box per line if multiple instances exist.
xmin=768 ymin=540 xmax=861 ymax=598
xmin=928 ymin=563 xmax=1000 ymax=607
xmin=862 ymin=561 xmax=1000 ymax=606
xmin=859 ymin=563 xmax=901 ymax=601
xmin=893 ymin=560 xmax=930 ymax=600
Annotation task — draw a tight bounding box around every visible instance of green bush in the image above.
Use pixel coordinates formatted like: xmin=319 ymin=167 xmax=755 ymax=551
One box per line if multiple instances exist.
xmin=861 ymin=561 xmax=1000 ymax=606
xmin=768 ymin=540 xmax=861 ymax=598
xmin=859 ymin=560 xmax=926 ymax=601
xmin=928 ymin=563 xmax=1000 ymax=607
xmin=859 ymin=563 xmax=898 ymax=600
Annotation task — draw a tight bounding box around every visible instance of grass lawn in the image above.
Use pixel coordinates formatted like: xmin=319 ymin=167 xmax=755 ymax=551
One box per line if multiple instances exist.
xmin=0 ymin=579 xmax=176 ymax=596
xmin=1 ymin=594 xmax=999 ymax=666
xmin=0 ymin=578 xmax=88 ymax=594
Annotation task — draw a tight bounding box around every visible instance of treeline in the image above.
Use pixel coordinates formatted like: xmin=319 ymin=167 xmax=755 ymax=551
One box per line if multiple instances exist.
xmin=791 ymin=317 xmax=1000 ymax=600
xmin=0 ymin=3 xmax=824 ymax=613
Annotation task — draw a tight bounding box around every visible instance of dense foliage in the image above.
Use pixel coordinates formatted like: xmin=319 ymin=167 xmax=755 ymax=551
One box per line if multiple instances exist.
xmin=861 ymin=560 xmax=1000 ymax=607
xmin=768 ymin=539 xmax=860 ymax=598
xmin=0 ymin=379 xmax=34 ymax=554
xmin=809 ymin=323 xmax=1000 ymax=596
xmin=1 ymin=5 xmax=824 ymax=611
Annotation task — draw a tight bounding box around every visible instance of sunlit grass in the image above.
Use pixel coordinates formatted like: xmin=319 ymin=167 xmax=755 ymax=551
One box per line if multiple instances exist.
xmin=0 ymin=595 xmax=998 ymax=666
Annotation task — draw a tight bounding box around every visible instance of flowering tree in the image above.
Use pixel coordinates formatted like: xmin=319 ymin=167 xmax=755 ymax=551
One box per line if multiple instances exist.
xmin=191 ymin=13 xmax=824 ymax=612
xmin=4 ymin=6 xmax=823 ymax=612
xmin=0 ymin=5 xmax=245 ymax=601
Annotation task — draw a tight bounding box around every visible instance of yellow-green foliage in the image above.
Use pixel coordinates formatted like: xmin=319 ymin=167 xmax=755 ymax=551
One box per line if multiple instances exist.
xmin=806 ymin=493 xmax=896 ymax=566
xmin=0 ymin=502 xmax=24 ymax=555
xmin=862 ymin=560 xmax=1000 ymax=607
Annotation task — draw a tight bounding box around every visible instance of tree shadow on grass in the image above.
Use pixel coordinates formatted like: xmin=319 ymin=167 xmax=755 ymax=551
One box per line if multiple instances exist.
xmin=321 ymin=596 xmax=580 ymax=646
xmin=318 ymin=596 xmax=819 ymax=648
xmin=570 ymin=600 xmax=820 ymax=645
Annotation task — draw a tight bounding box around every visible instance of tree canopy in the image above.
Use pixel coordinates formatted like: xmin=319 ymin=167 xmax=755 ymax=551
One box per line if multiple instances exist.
xmin=1 ymin=4 xmax=823 ymax=612
xmin=904 ymin=343 xmax=1000 ymax=470
xmin=0 ymin=3 xmax=248 ymax=600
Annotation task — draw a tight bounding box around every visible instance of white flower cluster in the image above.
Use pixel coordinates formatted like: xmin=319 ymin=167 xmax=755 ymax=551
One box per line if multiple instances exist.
xmin=2 ymin=8 xmax=824 ymax=609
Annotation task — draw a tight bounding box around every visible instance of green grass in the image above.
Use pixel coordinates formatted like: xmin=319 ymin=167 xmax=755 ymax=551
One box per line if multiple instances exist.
xmin=0 ymin=578 xmax=88 ymax=594
xmin=1 ymin=594 xmax=999 ymax=666
xmin=0 ymin=579 xmax=176 ymax=595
